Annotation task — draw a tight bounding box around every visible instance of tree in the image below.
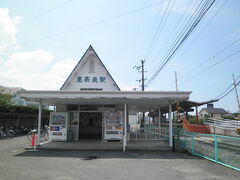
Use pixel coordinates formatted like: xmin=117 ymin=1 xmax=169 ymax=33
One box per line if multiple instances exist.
xmin=0 ymin=92 xmax=12 ymax=105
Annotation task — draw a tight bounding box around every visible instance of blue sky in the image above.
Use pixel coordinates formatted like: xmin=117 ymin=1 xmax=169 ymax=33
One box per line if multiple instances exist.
xmin=0 ymin=0 xmax=239 ymax=113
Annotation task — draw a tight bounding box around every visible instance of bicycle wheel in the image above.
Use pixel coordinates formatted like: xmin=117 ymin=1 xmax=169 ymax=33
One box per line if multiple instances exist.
xmin=28 ymin=132 xmax=35 ymax=142
xmin=43 ymin=132 xmax=49 ymax=141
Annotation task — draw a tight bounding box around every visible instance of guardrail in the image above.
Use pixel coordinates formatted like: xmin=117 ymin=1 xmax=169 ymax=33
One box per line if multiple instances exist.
xmin=183 ymin=118 xmax=210 ymax=134
xmin=174 ymin=129 xmax=240 ymax=171
xmin=204 ymin=118 xmax=240 ymax=130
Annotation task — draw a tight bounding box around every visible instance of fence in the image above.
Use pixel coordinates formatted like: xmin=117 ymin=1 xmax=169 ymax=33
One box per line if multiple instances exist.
xmin=129 ymin=125 xmax=167 ymax=141
xmin=0 ymin=112 xmax=49 ymax=129
xmin=204 ymin=118 xmax=240 ymax=130
xmin=174 ymin=128 xmax=240 ymax=171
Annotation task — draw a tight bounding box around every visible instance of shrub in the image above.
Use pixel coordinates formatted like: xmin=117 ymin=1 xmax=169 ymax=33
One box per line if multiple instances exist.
xmin=0 ymin=104 xmax=51 ymax=115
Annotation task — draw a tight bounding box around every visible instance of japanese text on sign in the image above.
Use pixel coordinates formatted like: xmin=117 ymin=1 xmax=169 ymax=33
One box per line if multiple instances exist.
xmin=77 ymin=76 xmax=106 ymax=83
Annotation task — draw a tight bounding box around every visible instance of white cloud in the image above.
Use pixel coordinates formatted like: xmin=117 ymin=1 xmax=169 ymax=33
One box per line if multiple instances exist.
xmin=5 ymin=50 xmax=54 ymax=74
xmin=0 ymin=52 xmax=76 ymax=90
xmin=0 ymin=8 xmax=76 ymax=90
xmin=0 ymin=8 xmax=20 ymax=50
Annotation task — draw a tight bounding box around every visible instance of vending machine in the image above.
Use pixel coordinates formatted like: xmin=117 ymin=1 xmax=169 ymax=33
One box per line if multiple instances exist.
xmin=103 ymin=111 xmax=123 ymax=140
xmin=49 ymin=112 xmax=69 ymax=141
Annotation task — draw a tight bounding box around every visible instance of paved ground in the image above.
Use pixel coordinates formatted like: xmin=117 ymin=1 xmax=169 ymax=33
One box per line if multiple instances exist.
xmin=0 ymin=136 xmax=239 ymax=180
xmin=39 ymin=139 xmax=171 ymax=151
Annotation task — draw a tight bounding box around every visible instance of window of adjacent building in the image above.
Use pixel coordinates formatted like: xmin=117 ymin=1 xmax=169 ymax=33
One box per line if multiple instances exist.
xmin=18 ymin=101 xmax=23 ymax=105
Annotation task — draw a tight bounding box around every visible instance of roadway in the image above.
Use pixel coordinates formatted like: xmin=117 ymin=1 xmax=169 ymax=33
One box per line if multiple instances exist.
xmin=0 ymin=136 xmax=239 ymax=180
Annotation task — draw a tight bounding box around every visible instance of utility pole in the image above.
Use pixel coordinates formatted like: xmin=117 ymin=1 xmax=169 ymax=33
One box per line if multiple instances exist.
xmin=141 ymin=60 xmax=145 ymax=91
xmin=232 ymin=74 xmax=240 ymax=111
xmin=175 ymin=71 xmax=178 ymax=91
xmin=133 ymin=60 xmax=147 ymax=127
xmin=175 ymin=71 xmax=180 ymax=121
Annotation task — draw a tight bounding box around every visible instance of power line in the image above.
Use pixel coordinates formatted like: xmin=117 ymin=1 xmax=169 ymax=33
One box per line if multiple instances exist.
xmin=146 ymin=0 xmax=216 ymax=86
xmin=179 ymin=49 xmax=240 ymax=86
xmin=20 ymin=1 xmax=163 ymax=44
xmin=214 ymin=75 xmax=240 ymax=99
xmin=181 ymin=37 xmax=240 ymax=79
xmin=148 ymin=0 xmax=208 ymax=81
xmin=18 ymin=0 xmax=73 ymax=26
xmin=141 ymin=3 xmax=164 ymax=59
xmin=165 ymin=37 xmax=240 ymax=89
xmin=148 ymin=0 xmax=197 ymax=74
xmin=147 ymin=0 xmax=212 ymax=85
xmin=216 ymin=79 xmax=240 ymax=100
xmin=144 ymin=0 xmax=176 ymax=61
xmin=141 ymin=0 xmax=173 ymax=61
xmin=175 ymin=0 xmax=228 ymax=61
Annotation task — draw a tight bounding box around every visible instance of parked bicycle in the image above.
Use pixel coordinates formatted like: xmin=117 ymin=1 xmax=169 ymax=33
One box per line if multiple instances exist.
xmin=0 ymin=126 xmax=30 ymax=139
xmin=27 ymin=125 xmax=49 ymax=142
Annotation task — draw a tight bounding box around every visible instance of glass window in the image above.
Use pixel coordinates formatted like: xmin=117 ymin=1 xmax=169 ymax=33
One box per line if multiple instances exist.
xmin=67 ymin=104 xmax=78 ymax=111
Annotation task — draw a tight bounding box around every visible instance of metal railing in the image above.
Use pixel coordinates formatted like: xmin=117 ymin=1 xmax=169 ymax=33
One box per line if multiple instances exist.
xmin=174 ymin=129 xmax=240 ymax=171
xmin=204 ymin=118 xmax=240 ymax=130
xmin=129 ymin=125 xmax=167 ymax=141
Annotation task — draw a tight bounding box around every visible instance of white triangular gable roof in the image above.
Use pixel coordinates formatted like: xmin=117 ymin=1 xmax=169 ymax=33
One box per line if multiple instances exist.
xmin=60 ymin=45 xmax=120 ymax=91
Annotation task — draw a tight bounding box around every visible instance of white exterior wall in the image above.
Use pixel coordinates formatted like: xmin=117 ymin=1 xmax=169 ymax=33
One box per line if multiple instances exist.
xmin=200 ymin=110 xmax=223 ymax=118
xmin=61 ymin=49 xmax=119 ymax=91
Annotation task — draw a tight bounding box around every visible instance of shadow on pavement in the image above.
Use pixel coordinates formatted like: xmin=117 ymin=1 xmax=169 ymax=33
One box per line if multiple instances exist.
xmin=15 ymin=149 xmax=200 ymax=160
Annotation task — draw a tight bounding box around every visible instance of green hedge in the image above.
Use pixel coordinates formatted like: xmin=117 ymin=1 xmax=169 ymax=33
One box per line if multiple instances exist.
xmin=0 ymin=104 xmax=52 ymax=115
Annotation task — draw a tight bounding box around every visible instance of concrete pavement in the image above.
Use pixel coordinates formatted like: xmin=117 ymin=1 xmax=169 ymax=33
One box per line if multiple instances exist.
xmin=0 ymin=136 xmax=239 ymax=180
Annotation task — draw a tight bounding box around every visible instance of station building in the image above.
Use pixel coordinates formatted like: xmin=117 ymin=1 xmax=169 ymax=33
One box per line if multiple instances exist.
xmin=20 ymin=45 xmax=191 ymax=151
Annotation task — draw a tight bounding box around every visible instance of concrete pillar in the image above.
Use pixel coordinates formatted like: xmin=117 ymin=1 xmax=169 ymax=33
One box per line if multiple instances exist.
xmin=158 ymin=107 xmax=161 ymax=129
xmin=123 ymin=103 xmax=127 ymax=152
xmin=169 ymin=103 xmax=173 ymax=147
xmin=37 ymin=100 xmax=42 ymax=146
xmin=158 ymin=107 xmax=161 ymax=138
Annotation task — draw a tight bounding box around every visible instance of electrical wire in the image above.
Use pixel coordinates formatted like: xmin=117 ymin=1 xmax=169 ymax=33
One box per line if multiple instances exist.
xmin=147 ymin=0 xmax=209 ymax=84
xmin=175 ymin=0 xmax=228 ymax=61
xmin=148 ymin=0 xmax=197 ymax=74
xmin=179 ymin=49 xmax=240 ymax=86
xmin=146 ymin=0 xmax=216 ymax=86
xmin=165 ymin=37 xmax=240 ymax=89
xmin=144 ymin=0 xmax=176 ymax=61
xmin=141 ymin=3 xmax=164 ymax=60
xmin=214 ymin=75 xmax=240 ymax=99
xmin=18 ymin=0 xmax=73 ymax=26
xmin=215 ymin=79 xmax=240 ymax=100
xmin=20 ymin=1 xmax=163 ymax=44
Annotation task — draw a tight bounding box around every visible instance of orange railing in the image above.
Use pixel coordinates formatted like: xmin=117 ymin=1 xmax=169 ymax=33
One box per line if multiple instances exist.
xmin=183 ymin=118 xmax=210 ymax=134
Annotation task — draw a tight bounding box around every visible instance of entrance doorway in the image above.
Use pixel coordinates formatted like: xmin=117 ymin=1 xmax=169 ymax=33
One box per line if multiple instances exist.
xmin=79 ymin=112 xmax=102 ymax=139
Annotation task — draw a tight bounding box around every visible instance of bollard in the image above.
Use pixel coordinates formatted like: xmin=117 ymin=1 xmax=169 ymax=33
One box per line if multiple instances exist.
xmin=31 ymin=134 xmax=35 ymax=146
xmin=31 ymin=133 xmax=37 ymax=150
